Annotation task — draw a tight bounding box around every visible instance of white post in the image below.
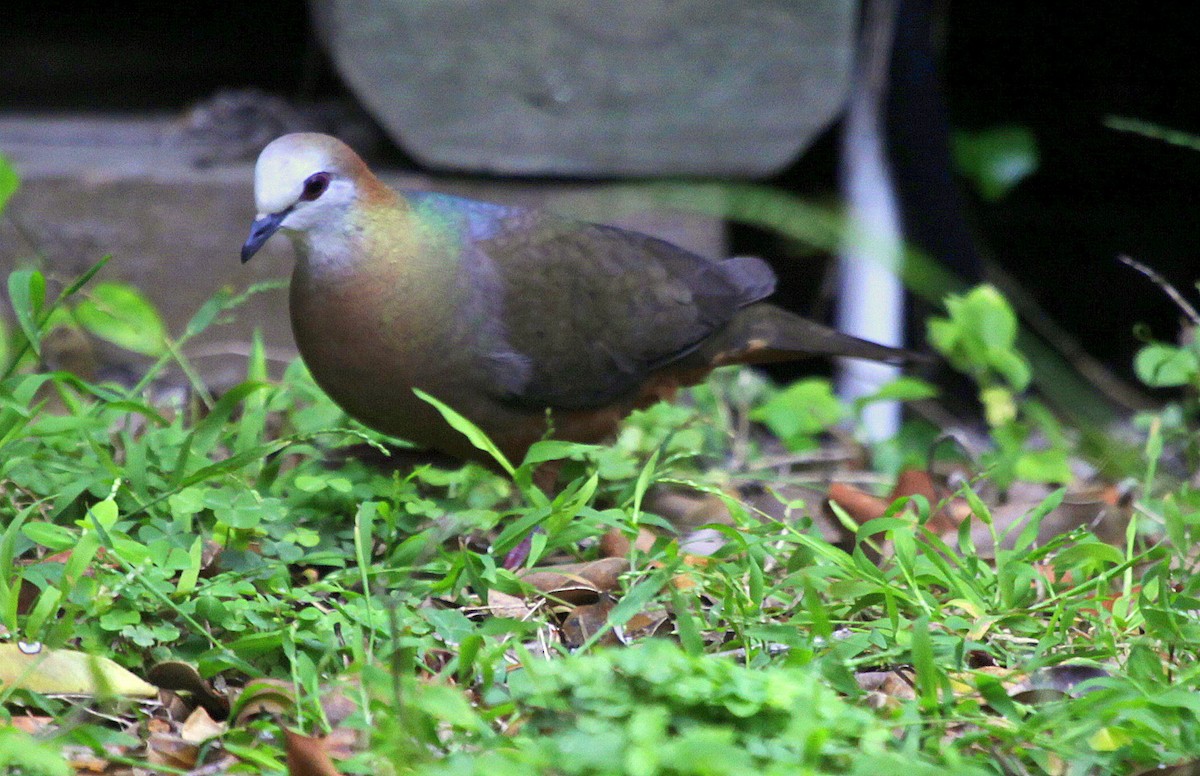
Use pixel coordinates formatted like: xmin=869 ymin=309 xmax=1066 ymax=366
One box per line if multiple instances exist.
xmin=837 ymin=0 xmax=904 ymax=442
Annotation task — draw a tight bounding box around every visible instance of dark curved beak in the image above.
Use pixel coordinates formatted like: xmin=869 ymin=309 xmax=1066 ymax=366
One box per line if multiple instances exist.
xmin=241 ymin=210 xmax=289 ymax=263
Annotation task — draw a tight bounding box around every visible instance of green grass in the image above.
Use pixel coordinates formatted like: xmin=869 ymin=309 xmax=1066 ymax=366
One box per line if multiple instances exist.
xmin=1 ymin=127 xmax=1200 ymax=775
xmin=1 ymin=260 xmax=1200 ymax=776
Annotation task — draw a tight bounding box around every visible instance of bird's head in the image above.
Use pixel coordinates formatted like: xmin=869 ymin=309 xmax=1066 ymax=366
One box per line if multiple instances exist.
xmin=241 ymin=133 xmax=369 ymax=263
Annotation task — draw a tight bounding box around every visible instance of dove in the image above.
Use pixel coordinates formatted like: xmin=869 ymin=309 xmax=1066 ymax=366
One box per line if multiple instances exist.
xmin=241 ymin=133 xmax=911 ymax=468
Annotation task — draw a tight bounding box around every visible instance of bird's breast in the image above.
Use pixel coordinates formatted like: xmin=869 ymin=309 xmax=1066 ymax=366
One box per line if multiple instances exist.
xmin=286 ymin=255 xmax=522 ymax=456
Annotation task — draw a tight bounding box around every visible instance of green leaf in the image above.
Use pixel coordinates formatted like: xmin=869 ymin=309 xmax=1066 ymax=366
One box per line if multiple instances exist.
xmin=1105 ymin=116 xmax=1200 ymax=153
xmin=416 ymin=683 xmax=486 ymax=729
xmin=1054 ymin=540 xmax=1124 ymax=569
xmin=8 ymin=269 xmax=46 ymax=357
xmin=857 ymin=376 xmax=939 ymax=407
xmin=60 ymin=254 xmax=112 ymax=300
xmin=0 ymin=726 xmax=71 ymax=776
xmin=414 ymin=388 xmax=513 ymax=475
xmin=0 ymin=303 xmax=8 ymax=366
xmin=979 ymin=386 xmax=1017 ymax=427
xmin=607 ymin=572 xmax=668 ymax=632
xmin=989 ymin=349 xmax=1032 ymax=392
xmin=191 ymin=380 xmax=271 ymax=453
xmin=1014 ymin=448 xmax=1072 ymax=484
xmin=671 ymin=587 xmax=703 ymax=656
xmin=1134 ymin=343 xmax=1199 ymax=387
xmin=969 ymin=286 xmax=1019 ymax=351
xmin=521 ymin=439 xmax=603 ymax=466
xmin=952 ymin=125 xmax=1039 ymax=201
xmin=235 ymin=332 xmax=269 ymax=452
xmin=22 ymin=522 xmax=78 ymax=551
xmin=630 ymin=447 xmax=660 ymax=524
xmin=354 ymin=501 xmax=377 ymax=604
xmin=84 ymin=497 xmax=120 ymax=531
xmin=910 ymin=615 xmax=938 ymax=711
xmin=0 ymin=153 xmax=19 ymax=213
xmin=751 ymin=378 xmax=845 ymax=447
xmin=74 ymin=281 xmax=167 ymax=356
xmin=176 ymin=536 xmax=204 ymax=596
xmin=925 ymin=317 xmax=957 ymax=357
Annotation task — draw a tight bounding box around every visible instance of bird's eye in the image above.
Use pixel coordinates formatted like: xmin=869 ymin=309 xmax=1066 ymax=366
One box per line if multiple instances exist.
xmin=300 ymin=172 xmax=331 ymax=202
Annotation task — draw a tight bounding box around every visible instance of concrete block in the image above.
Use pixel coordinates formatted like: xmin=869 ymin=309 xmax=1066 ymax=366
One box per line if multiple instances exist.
xmin=312 ymin=0 xmax=855 ymax=177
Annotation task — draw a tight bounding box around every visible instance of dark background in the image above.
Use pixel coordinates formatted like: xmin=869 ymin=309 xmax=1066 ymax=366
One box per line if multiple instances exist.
xmin=3 ymin=1 xmax=1198 ymax=378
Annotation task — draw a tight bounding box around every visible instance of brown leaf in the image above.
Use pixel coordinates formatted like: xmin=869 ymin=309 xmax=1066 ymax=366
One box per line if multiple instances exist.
xmin=891 ymin=469 xmax=967 ymax=535
xmin=856 ymin=669 xmax=916 ymax=710
xmin=199 ymin=539 xmax=225 ymax=577
xmin=598 ymin=527 xmax=657 ymax=558
xmin=484 ymin=589 xmax=536 ymax=619
xmin=232 ymin=678 xmax=360 ymax=730
xmin=234 ymin=678 xmax=296 ymax=725
xmin=742 ymin=483 xmax=853 ymax=544
xmin=925 ymin=497 xmax=972 ymax=537
xmin=320 ymin=686 xmax=360 ymax=729
xmin=519 ymin=557 xmax=629 ymax=604
xmin=323 ymin=727 xmax=359 ymax=760
xmin=7 ymin=715 xmax=53 ymax=734
xmin=148 ymin=660 xmax=231 ymax=720
xmin=827 ymin=482 xmax=889 ymax=524
xmin=644 ymin=487 xmax=738 ymax=531
xmin=157 ymin=688 xmax=192 ymax=720
xmin=146 ymin=716 xmax=172 ymax=735
xmin=623 ymin=609 xmax=671 ymax=641
xmin=891 ymin=469 xmax=940 ymax=504
xmin=179 ymin=705 xmax=225 ymax=744
xmin=971 ymin=480 xmax=1132 ymax=557
xmin=146 ymin=732 xmax=199 ymax=770
xmin=66 ymin=749 xmax=112 ymax=773
xmin=15 ymin=578 xmax=37 ymax=616
xmin=560 ymin=596 xmax=619 ymax=649
xmin=285 ymin=729 xmax=344 ymax=776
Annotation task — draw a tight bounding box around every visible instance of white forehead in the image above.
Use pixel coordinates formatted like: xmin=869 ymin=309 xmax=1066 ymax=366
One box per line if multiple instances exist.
xmin=253 ymin=138 xmax=334 ymax=215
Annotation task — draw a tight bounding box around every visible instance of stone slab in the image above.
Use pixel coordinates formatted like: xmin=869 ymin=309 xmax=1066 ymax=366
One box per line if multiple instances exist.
xmin=312 ymin=0 xmax=855 ymax=176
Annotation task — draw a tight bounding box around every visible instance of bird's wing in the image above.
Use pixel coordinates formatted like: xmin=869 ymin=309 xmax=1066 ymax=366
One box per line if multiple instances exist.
xmin=469 ymin=209 xmax=776 ymax=410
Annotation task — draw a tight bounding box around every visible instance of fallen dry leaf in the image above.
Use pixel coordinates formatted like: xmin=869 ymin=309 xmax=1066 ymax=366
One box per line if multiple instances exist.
xmin=741 ymin=482 xmax=853 ymax=544
xmin=891 ymin=468 xmax=940 ymax=504
xmin=232 ymin=678 xmax=360 ymax=731
xmin=65 ymin=748 xmax=111 ymax=773
xmin=856 ymin=669 xmax=916 ymax=710
xmin=520 ymin=557 xmax=629 ymax=604
xmin=146 ymin=731 xmax=199 ymax=771
xmin=891 ymin=469 xmax=967 ymax=535
xmin=623 ymin=608 xmax=672 ymax=641
xmin=234 ymin=678 xmax=296 ymax=724
xmin=971 ymin=481 xmax=1132 ymax=557
xmin=644 ymin=487 xmax=739 ymax=532
xmin=560 ymin=596 xmax=619 ymax=648
xmin=6 ymin=714 xmax=53 ymax=734
xmin=285 ymin=729 xmax=344 ymax=776
xmin=827 ymin=481 xmax=889 ymax=524
xmin=148 ymin=660 xmax=231 ymax=719
xmin=180 ymin=705 xmax=225 ymax=744
xmin=599 ymin=527 xmax=657 ymax=557
xmin=0 ymin=643 xmax=156 ymax=697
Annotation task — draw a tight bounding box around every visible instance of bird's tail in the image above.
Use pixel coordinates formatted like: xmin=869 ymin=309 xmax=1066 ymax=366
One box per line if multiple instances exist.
xmin=700 ymin=303 xmax=925 ymax=367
